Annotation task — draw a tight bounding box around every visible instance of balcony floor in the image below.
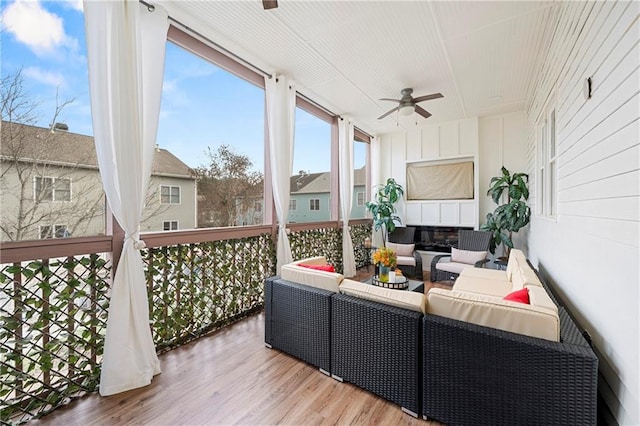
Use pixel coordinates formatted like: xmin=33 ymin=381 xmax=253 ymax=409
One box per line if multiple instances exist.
xmin=34 ymin=309 xmax=442 ymax=425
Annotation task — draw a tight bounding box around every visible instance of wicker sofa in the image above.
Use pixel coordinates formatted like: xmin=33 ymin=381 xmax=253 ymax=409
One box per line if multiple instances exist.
xmin=264 ymin=255 xmax=598 ymax=425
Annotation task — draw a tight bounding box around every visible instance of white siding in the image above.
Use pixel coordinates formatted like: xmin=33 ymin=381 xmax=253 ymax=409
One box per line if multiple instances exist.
xmin=526 ymin=2 xmax=639 ymax=424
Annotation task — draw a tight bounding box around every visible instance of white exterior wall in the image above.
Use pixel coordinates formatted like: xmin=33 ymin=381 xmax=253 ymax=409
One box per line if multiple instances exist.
xmin=526 ymin=2 xmax=639 ymax=424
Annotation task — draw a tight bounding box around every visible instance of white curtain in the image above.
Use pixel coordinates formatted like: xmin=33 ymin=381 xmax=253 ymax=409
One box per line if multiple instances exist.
xmin=338 ymin=117 xmax=356 ymax=277
xmin=266 ymin=75 xmax=296 ymax=272
xmin=84 ymin=1 xmax=168 ymax=396
xmin=370 ymin=136 xmax=384 ymax=247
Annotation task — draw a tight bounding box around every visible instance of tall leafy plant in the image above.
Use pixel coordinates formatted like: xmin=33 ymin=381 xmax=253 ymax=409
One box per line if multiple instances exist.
xmin=365 ymin=178 xmax=404 ymax=247
xmin=481 ymin=167 xmax=531 ymax=256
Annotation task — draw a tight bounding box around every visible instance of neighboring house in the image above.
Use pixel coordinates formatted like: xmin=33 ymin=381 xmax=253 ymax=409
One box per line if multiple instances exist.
xmin=0 ymin=121 xmax=196 ymax=241
xmin=288 ymin=167 xmax=366 ymax=223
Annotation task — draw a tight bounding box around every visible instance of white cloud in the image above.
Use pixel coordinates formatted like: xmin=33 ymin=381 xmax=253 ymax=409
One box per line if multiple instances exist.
xmin=23 ymin=66 xmax=65 ymax=87
xmin=1 ymin=0 xmax=78 ymax=56
xmin=59 ymin=0 xmax=83 ymax=13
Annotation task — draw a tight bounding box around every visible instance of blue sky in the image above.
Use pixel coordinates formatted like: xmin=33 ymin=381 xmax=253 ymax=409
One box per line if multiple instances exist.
xmin=0 ymin=0 xmax=365 ymax=173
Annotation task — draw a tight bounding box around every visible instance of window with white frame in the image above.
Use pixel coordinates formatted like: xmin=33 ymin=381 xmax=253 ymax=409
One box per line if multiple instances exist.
xmin=35 ymin=177 xmax=71 ymax=202
xmin=254 ymin=201 xmax=262 ymax=213
xmin=39 ymin=224 xmax=68 ymax=239
xmin=309 ymin=198 xmax=320 ymax=211
xmin=356 ymin=191 xmax=365 ymax=206
xmin=163 ymin=220 xmax=178 ymax=231
xmin=537 ymin=100 xmax=557 ymax=218
xmin=289 ymin=199 xmax=297 ymax=211
xmin=160 ymin=185 xmax=181 ymax=204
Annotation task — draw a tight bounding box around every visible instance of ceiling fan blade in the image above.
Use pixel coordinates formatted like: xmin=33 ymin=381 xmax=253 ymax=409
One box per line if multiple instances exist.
xmin=379 ymin=98 xmax=401 ymax=102
xmin=414 ymin=105 xmax=432 ymax=119
xmin=262 ymin=0 xmax=278 ymax=9
xmin=412 ymin=93 xmax=444 ymax=103
xmin=378 ymin=106 xmax=400 ymax=120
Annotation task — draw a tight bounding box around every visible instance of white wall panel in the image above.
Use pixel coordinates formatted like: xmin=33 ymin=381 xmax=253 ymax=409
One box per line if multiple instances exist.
xmin=459 ymin=202 xmax=476 ymax=226
xmin=439 ymin=122 xmax=460 ymax=157
xmin=405 ymin=202 xmax=422 ymax=225
xmin=421 ymin=126 xmax=440 ymax=159
xmin=459 ymin=118 xmax=478 ymax=155
xmin=421 ymin=203 xmax=439 ymax=224
xmin=440 ymin=203 xmax=458 ymax=224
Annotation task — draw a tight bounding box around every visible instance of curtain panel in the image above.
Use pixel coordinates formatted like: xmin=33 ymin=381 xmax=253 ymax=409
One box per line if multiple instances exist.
xmin=338 ymin=117 xmax=356 ymax=277
xmin=84 ymin=0 xmax=168 ymax=396
xmin=265 ymin=75 xmax=296 ymax=272
xmin=369 ymin=136 xmax=384 ymax=247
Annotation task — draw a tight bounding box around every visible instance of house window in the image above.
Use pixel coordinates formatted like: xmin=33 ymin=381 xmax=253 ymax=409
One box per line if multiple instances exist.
xmin=309 ymin=199 xmax=320 ymax=211
xmin=163 ymin=220 xmax=178 ymax=231
xmin=254 ymin=201 xmax=262 ymax=212
xmin=35 ymin=177 xmax=71 ymax=202
xmin=289 ymin=199 xmax=297 ymax=211
xmin=39 ymin=224 xmax=68 ymax=239
xmin=356 ymin=191 xmax=365 ymax=206
xmin=160 ymin=185 xmax=181 ymax=204
xmin=536 ymin=101 xmax=557 ymax=218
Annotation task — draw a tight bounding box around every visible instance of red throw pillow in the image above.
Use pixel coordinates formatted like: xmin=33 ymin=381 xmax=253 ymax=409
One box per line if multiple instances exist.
xmin=298 ymin=263 xmax=336 ymax=273
xmin=503 ymin=288 xmax=530 ymax=304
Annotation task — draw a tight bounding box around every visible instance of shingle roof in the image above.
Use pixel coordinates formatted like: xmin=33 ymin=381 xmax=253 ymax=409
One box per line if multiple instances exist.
xmin=289 ymin=167 xmax=366 ymax=194
xmin=1 ymin=121 xmax=194 ymax=179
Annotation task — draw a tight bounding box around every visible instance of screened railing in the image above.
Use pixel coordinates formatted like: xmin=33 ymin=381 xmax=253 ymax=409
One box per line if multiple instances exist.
xmin=0 ymin=220 xmax=371 ymax=423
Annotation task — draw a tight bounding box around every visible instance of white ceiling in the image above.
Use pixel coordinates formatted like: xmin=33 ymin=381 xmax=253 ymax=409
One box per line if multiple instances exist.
xmin=159 ymin=1 xmax=560 ymax=136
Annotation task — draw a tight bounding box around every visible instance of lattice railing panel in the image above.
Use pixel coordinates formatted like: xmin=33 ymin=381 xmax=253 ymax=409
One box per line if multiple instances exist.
xmin=0 ymin=254 xmax=111 ymax=424
xmin=143 ymin=233 xmax=275 ymax=352
xmin=289 ymin=226 xmax=342 ymax=272
xmin=350 ymin=222 xmax=373 ymax=269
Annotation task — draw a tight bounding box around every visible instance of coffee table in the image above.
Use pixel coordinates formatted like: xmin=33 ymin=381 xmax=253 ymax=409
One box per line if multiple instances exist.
xmin=364 ymin=276 xmax=424 ymax=294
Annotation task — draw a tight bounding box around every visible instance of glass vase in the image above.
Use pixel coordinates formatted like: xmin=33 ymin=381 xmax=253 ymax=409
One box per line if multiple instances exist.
xmin=379 ymin=265 xmax=390 ymax=282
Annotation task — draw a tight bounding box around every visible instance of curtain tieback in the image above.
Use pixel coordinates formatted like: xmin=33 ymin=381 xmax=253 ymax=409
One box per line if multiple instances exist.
xmin=124 ymin=233 xmax=147 ymax=250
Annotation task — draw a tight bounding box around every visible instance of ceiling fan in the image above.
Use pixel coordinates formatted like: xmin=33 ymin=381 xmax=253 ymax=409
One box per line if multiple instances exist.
xmin=378 ymin=88 xmax=443 ymax=120
xmin=262 ymin=0 xmax=278 ymax=10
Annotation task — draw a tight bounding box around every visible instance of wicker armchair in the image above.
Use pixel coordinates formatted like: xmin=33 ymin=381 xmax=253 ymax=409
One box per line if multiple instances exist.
xmin=430 ymin=230 xmax=491 ymax=282
xmin=388 ymin=227 xmax=423 ymax=280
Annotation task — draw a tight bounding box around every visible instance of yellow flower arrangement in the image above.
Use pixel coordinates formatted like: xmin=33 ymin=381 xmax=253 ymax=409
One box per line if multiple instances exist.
xmin=372 ymin=247 xmax=397 ymax=268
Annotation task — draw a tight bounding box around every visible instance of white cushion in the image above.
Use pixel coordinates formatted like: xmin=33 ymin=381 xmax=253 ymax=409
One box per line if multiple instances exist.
xmin=281 ymin=256 xmax=343 ymax=293
xmin=396 ymin=255 xmax=416 ymax=267
xmin=435 ymin=261 xmax=474 ymax=275
xmin=459 ymin=267 xmax=509 ymax=282
xmin=427 ymin=288 xmax=560 ymax=341
xmin=453 ymin=274 xmax=513 ymax=297
xmin=386 ymin=242 xmax=415 ymax=257
xmin=526 ymin=284 xmax=557 ymax=312
xmin=339 ymin=279 xmax=427 ymax=314
xmin=451 ymin=248 xmax=487 ymax=265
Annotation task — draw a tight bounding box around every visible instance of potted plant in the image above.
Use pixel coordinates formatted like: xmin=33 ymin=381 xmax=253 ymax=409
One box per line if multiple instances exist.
xmin=365 ymin=177 xmax=404 ymax=247
xmin=481 ymin=166 xmax=531 ymax=257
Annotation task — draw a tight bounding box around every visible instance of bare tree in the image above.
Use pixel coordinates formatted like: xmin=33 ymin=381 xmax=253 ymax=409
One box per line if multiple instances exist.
xmin=194 ymin=145 xmax=263 ymax=228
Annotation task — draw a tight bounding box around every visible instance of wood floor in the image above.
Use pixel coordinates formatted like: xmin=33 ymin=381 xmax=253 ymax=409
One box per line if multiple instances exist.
xmin=35 ymin=269 xmax=449 ymax=426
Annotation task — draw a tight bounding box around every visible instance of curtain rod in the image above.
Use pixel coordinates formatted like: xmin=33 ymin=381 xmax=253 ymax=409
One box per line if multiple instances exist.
xmin=139 ymin=0 xmax=373 ymax=140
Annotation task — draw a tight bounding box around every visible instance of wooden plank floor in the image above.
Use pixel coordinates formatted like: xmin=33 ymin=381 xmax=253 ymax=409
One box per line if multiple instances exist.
xmin=35 ymin=269 xmax=449 ymax=425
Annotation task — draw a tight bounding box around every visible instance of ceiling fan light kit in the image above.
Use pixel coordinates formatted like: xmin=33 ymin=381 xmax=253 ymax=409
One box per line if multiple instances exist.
xmin=378 ymin=88 xmax=443 ymax=120
xmin=399 ymin=104 xmax=414 ymax=116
